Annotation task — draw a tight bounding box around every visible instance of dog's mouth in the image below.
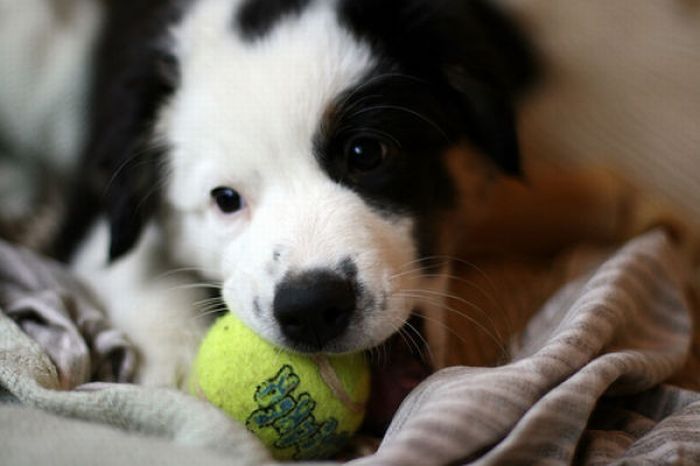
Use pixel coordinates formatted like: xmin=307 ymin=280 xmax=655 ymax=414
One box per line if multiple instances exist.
xmin=211 ymin=287 xmax=431 ymax=433
xmin=362 ymin=313 xmax=433 ymax=436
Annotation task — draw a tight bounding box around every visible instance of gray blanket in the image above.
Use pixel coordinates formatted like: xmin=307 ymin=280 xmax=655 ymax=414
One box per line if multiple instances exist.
xmin=2 ymin=231 xmax=700 ymax=465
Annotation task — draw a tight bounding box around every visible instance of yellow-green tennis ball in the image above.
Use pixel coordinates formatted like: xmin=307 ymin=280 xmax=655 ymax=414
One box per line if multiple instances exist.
xmin=189 ymin=313 xmax=370 ymax=461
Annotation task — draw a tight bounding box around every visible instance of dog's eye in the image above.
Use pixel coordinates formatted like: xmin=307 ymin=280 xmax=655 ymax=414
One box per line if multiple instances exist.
xmin=345 ymin=137 xmax=390 ymax=173
xmin=211 ymin=187 xmax=244 ymax=214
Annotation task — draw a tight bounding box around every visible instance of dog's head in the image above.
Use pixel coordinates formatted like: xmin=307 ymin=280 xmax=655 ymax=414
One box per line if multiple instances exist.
xmin=89 ymin=0 xmax=536 ymax=353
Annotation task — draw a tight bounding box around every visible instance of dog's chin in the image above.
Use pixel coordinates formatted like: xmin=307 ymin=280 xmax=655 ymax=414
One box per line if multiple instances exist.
xmin=270 ymin=314 xmax=433 ymax=435
xmin=276 ymin=325 xmax=399 ymax=356
xmin=233 ymin=306 xmax=432 ymax=435
xmin=236 ymin=294 xmax=418 ymax=356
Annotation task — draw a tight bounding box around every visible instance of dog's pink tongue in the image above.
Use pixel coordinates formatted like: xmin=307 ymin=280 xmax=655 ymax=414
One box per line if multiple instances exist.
xmin=362 ymin=332 xmax=433 ymax=435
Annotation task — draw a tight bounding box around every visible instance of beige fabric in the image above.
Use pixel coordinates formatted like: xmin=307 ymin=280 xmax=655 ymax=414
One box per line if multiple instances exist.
xmin=0 ymin=240 xmax=137 ymax=388
xmin=352 ymin=231 xmax=700 ymax=465
xmin=507 ymin=0 xmax=700 ymax=226
xmin=3 ymin=231 xmax=700 ymax=465
xmin=0 ymin=307 xmax=272 ymax=465
xmin=0 ymin=405 xmax=262 ymax=466
xmin=2 ymin=1 xmax=700 ymax=464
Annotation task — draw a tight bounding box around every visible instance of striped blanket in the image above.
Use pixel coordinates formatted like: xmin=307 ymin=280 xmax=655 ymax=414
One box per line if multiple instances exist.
xmin=1 ymin=230 xmax=699 ymax=465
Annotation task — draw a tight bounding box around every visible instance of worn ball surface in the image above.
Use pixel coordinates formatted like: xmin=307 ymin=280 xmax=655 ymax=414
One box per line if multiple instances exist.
xmin=189 ymin=313 xmax=370 ymax=461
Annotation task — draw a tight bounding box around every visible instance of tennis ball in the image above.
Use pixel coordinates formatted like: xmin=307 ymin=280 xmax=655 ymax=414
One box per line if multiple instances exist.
xmin=189 ymin=313 xmax=370 ymax=461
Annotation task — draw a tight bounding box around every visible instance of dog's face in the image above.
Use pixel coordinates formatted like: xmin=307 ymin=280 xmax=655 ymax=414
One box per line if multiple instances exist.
xmin=92 ymin=0 xmax=535 ymax=354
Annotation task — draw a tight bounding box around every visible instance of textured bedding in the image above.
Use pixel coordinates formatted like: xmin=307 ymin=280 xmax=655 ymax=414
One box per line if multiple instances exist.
xmin=2 ymin=1 xmax=700 ymax=464
xmin=2 ymin=230 xmax=699 ymax=465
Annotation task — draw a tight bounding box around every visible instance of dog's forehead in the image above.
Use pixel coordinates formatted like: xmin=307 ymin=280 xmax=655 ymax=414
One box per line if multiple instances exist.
xmin=167 ymin=0 xmax=375 ymax=177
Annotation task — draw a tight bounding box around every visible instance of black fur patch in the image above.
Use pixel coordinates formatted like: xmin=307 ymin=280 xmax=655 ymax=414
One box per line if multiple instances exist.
xmin=55 ymin=0 xmax=191 ymax=261
xmin=315 ymin=0 xmax=538 ymax=258
xmin=55 ymin=0 xmax=538 ymax=264
xmin=235 ymin=0 xmax=312 ymax=41
xmin=337 ymin=0 xmax=538 ymax=175
xmin=314 ymin=66 xmax=458 ymax=253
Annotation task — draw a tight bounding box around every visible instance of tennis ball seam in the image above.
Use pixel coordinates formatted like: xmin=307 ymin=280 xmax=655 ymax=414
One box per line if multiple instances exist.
xmin=312 ymin=355 xmax=365 ymax=414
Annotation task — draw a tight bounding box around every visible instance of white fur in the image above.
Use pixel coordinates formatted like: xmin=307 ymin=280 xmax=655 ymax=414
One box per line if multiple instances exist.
xmin=157 ymin=0 xmax=424 ymax=353
xmin=65 ymin=0 xmax=448 ymax=386
xmin=72 ymin=219 xmax=210 ymax=386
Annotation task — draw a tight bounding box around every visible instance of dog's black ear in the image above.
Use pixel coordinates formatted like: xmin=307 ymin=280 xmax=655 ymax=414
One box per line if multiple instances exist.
xmin=341 ymin=0 xmax=538 ymax=175
xmin=420 ymin=0 xmax=538 ymax=175
xmin=443 ymin=65 xmax=525 ymax=176
xmin=84 ymin=1 xmax=183 ymax=261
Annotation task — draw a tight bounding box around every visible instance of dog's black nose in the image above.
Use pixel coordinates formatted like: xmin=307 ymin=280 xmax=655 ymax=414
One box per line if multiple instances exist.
xmin=273 ymin=270 xmax=356 ymax=350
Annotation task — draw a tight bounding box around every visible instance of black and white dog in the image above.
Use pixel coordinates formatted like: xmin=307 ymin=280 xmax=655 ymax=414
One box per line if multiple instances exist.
xmin=5 ymin=0 xmax=536 ymax=386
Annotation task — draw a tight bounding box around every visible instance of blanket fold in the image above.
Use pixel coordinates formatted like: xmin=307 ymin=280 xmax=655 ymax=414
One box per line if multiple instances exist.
xmin=0 ymin=240 xmax=136 ymax=388
xmin=351 ymin=231 xmax=699 ymax=465
xmin=0 ymin=240 xmax=272 ymax=464
xmin=1 ymin=230 xmax=699 ymax=465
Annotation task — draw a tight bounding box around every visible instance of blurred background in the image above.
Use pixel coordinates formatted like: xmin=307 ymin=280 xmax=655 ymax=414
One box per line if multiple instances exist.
xmin=1 ymin=0 xmax=699 ymax=250
xmin=510 ymin=0 xmax=700 ymax=220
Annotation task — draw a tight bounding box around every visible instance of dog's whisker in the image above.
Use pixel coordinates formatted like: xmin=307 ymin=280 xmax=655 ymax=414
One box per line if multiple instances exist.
xmin=154 ymin=266 xmax=218 ymax=280
xmin=389 ymin=256 xmax=513 ymax=344
xmin=392 ymin=282 xmax=502 ymax=354
xmin=399 ymin=287 xmax=505 ymax=344
xmin=162 ymin=283 xmax=222 ymax=294
xmin=388 ymin=265 xmax=449 ymax=281
xmin=412 ymin=309 xmax=511 ymax=364
xmin=193 ymin=304 xmax=225 ymax=315
xmin=392 ymin=271 xmax=495 ymax=298
xmin=388 ymin=270 xmax=507 ymax=337
xmin=417 ymin=273 xmax=509 ymax=331
xmin=410 ymin=272 xmax=491 ymax=291
xmin=409 ymin=311 xmax=472 ymax=354
xmin=135 ymin=175 xmax=170 ymax=213
xmin=193 ymin=295 xmax=224 ymax=306
xmin=194 ymin=299 xmax=226 ymax=311
xmin=369 ymin=338 xmax=385 ymax=368
xmin=193 ymin=308 xmax=227 ymax=319
xmin=194 ymin=296 xmax=228 ymax=313
xmin=380 ymin=342 xmax=389 ymax=367
xmin=393 ymin=255 xmax=454 ymax=272
xmin=365 ymin=345 xmax=377 ymax=365
xmin=191 ymin=307 xmax=229 ymax=322
xmin=382 ymin=322 xmax=405 ymax=367
xmin=388 ymin=260 xmax=452 ymax=282
xmin=402 ymin=317 xmax=431 ymax=355
xmin=395 ymin=327 xmax=419 ymax=361
xmin=399 ymin=255 xmax=486 ymax=275
xmin=397 ymin=296 xmax=433 ymax=362
xmin=103 ymin=144 xmax=159 ymax=196
xmin=192 ymin=295 xmax=225 ymax=307
xmin=193 ymin=293 xmax=224 ymax=303
xmin=393 ymin=292 xmax=507 ymax=358
xmin=194 ymin=306 xmax=227 ymax=316
xmin=398 ymin=255 xmax=450 ymax=267
xmin=393 ymin=255 xmax=495 ymax=278
xmin=398 ymin=318 xmax=433 ymax=366
xmin=411 ymin=255 xmax=507 ymax=303
xmin=366 ymin=317 xmax=404 ymax=368
xmin=371 ymin=344 xmax=387 ymax=368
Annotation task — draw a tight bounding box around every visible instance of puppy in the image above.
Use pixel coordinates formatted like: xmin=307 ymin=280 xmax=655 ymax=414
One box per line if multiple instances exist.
xmin=49 ymin=0 xmax=537 ymax=386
